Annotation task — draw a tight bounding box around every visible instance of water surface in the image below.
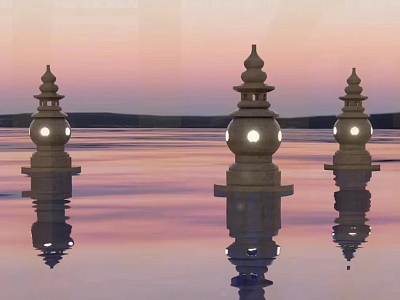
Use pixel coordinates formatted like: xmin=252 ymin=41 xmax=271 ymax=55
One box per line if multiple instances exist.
xmin=0 ymin=129 xmax=399 ymax=300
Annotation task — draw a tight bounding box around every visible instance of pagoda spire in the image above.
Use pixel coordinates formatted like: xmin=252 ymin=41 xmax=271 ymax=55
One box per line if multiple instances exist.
xmin=33 ymin=65 xmax=65 ymax=112
xmin=233 ymin=45 xmax=275 ymax=111
xmin=339 ymin=68 xmax=368 ymax=102
xmin=241 ymin=45 xmax=268 ymax=88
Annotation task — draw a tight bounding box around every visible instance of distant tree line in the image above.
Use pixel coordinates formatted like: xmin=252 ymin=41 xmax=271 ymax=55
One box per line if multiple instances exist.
xmin=0 ymin=113 xmax=399 ymax=128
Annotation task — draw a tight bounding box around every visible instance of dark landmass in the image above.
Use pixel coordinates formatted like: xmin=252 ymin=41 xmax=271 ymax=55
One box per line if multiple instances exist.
xmin=0 ymin=112 xmax=400 ymax=129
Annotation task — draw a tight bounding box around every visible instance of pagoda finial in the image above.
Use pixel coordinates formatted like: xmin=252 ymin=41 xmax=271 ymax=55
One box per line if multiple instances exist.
xmin=241 ymin=44 xmax=267 ymax=84
xmin=34 ymin=65 xmax=64 ymax=101
xmin=39 ymin=65 xmax=59 ymax=93
xmin=339 ymin=68 xmax=367 ymax=101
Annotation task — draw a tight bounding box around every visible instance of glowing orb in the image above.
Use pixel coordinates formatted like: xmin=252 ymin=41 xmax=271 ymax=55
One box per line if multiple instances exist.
xmin=65 ymin=127 xmax=71 ymax=136
xmin=40 ymin=127 xmax=50 ymax=137
xmin=350 ymin=127 xmax=359 ymax=135
xmin=247 ymin=130 xmax=260 ymax=142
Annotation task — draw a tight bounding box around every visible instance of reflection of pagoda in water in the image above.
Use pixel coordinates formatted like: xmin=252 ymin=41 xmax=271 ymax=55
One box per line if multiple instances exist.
xmin=23 ymin=171 xmax=75 ymax=269
xmin=331 ymin=169 xmax=373 ymax=270
xmin=225 ymin=190 xmax=283 ymax=300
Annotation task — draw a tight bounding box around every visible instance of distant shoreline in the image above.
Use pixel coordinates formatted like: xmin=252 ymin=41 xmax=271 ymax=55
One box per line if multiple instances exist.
xmin=0 ymin=112 xmax=399 ymax=129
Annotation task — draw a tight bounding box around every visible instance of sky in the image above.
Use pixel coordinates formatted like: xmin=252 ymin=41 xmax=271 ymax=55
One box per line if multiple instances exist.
xmin=0 ymin=0 xmax=400 ymax=117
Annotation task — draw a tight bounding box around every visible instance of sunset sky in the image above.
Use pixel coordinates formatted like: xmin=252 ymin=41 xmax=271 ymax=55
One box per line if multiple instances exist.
xmin=0 ymin=0 xmax=399 ymax=117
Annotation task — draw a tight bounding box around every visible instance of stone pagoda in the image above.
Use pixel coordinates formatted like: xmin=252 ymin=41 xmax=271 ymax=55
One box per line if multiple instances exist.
xmin=21 ymin=65 xmax=81 ymax=175
xmin=324 ymin=68 xmax=380 ymax=171
xmin=214 ymin=45 xmax=293 ymax=196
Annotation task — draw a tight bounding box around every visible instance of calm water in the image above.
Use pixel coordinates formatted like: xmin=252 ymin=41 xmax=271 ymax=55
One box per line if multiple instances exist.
xmin=1 ymin=128 xmax=400 ymax=300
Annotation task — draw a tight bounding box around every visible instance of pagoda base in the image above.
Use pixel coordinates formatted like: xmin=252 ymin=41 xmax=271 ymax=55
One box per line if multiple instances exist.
xmin=21 ymin=166 xmax=81 ymax=176
xmin=214 ymin=184 xmax=294 ymax=198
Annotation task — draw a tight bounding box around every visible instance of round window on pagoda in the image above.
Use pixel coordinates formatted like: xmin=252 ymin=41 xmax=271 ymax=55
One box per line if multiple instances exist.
xmin=278 ymin=130 xmax=282 ymax=142
xmin=40 ymin=127 xmax=50 ymax=137
xmin=350 ymin=127 xmax=359 ymax=136
xmin=247 ymin=130 xmax=260 ymax=142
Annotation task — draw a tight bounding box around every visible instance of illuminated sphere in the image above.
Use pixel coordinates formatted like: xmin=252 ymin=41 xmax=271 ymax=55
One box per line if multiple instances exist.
xmin=29 ymin=118 xmax=71 ymax=146
xmin=247 ymin=130 xmax=259 ymax=142
xmin=333 ymin=118 xmax=372 ymax=145
xmin=226 ymin=117 xmax=281 ymax=156
xmin=40 ymin=127 xmax=50 ymax=137
xmin=350 ymin=127 xmax=359 ymax=135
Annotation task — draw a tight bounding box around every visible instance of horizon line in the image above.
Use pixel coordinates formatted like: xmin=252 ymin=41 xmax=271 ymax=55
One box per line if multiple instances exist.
xmin=0 ymin=111 xmax=398 ymax=119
